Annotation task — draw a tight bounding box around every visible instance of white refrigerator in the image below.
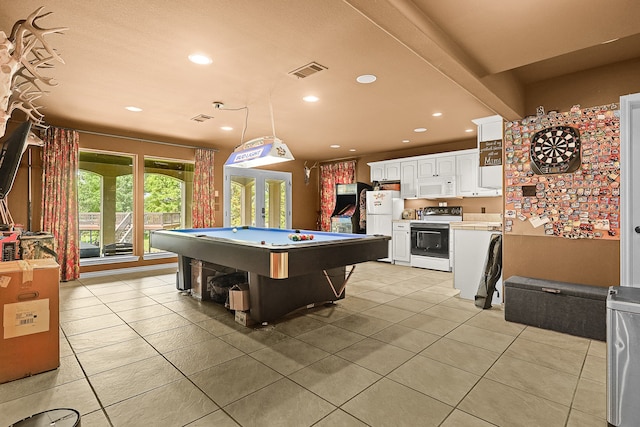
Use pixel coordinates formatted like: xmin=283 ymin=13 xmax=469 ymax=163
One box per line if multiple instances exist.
xmin=366 ymin=190 xmax=403 ymax=262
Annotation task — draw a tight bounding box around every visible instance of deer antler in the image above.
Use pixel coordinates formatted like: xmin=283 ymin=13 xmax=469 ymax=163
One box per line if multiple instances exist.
xmin=304 ymin=161 xmax=319 ymax=185
xmin=0 ymin=7 xmax=66 ymax=137
xmin=11 ymin=7 xmax=67 ymax=65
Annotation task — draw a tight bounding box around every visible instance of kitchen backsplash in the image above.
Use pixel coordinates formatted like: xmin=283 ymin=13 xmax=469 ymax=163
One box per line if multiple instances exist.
xmin=403 ymin=196 xmax=502 ymax=214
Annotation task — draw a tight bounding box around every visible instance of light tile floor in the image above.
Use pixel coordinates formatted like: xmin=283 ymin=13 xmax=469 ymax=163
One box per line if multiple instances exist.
xmin=0 ymin=262 xmax=607 ymax=426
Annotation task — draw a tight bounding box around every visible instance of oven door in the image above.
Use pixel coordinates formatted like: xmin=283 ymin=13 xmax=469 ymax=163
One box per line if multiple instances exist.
xmin=410 ymin=222 xmax=449 ymax=259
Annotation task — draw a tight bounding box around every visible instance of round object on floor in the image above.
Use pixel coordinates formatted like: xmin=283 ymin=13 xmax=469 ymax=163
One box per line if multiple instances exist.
xmin=9 ymin=408 xmax=81 ymax=427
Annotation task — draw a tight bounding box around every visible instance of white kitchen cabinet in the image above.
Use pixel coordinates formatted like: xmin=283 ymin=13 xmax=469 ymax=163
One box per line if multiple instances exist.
xmin=385 ymin=162 xmax=401 ymax=181
xmin=417 ymin=155 xmax=456 ymax=179
xmin=369 ymin=160 xmax=401 ymax=182
xmin=456 ymin=150 xmax=501 ymax=197
xmin=417 ymin=158 xmax=436 ymax=178
xmin=456 ymin=153 xmax=477 ymax=196
xmin=477 ymin=118 xmax=503 ymax=141
xmin=472 ymin=115 xmax=503 ymax=189
xmin=400 ymin=160 xmax=417 ymax=198
xmin=370 ymin=163 xmax=385 ymax=182
xmin=437 ymin=155 xmax=456 ymax=176
xmin=392 ymin=222 xmax=411 ymax=264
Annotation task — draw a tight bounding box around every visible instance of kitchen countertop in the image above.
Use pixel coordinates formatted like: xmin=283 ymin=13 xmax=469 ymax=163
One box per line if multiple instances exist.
xmin=450 ymin=212 xmax=503 ymax=231
xmin=449 ymin=221 xmax=503 ymax=231
xmin=394 ymin=213 xmax=503 ymax=230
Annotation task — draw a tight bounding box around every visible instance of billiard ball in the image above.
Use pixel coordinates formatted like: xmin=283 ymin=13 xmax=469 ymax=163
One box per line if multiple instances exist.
xmin=232 ymin=228 xmax=237 ymax=233
xmin=261 ymin=240 xmax=266 ymax=245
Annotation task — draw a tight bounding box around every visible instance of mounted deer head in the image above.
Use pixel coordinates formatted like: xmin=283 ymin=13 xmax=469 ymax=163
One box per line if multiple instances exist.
xmin=0 ymin=7 xmax=67 ymax=137
xmin=304 ymin=161 xmax=318 ymax=185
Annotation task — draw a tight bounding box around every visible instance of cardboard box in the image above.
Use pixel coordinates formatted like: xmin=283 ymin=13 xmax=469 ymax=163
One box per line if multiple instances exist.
xmin=0 ymin=258 xmax=60 ymax=383
xmin=228 ymin=283 xmax=250 ymax=311
xmin=190 ymin=260 xmax=218 ymax=301
xmin=234 ymin=310 xmax=256 ymax=327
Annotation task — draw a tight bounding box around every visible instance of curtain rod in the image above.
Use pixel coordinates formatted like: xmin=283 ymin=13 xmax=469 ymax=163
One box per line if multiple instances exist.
xmin=320 ymin=156 xmax=358 ymax=165
xmin=6 ymin=118 xmax=217 ymax=151
xmin=76 ymin=128 xmax=219 ymax=152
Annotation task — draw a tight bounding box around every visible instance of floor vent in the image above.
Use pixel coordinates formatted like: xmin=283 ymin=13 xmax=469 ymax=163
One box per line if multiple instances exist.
xmin=191 ymin=114 xmax=213 ymax=122
xmin=288 ymin=62 xmax=328 ymax=79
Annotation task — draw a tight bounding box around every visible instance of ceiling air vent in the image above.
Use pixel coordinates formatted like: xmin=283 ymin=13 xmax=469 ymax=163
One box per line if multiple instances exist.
xmin=288 ymin=62 xmax=328 ymax=79
xmin=191 ymin=114 xmax=213 ymax=123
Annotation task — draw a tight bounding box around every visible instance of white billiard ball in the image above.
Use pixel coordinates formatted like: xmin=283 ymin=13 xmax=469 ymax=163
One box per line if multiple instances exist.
xmin=232 ymin=228 xmax=237 ymax=233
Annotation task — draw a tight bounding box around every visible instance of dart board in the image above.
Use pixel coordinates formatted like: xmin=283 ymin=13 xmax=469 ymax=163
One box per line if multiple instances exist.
xmin=530 ymin=126 xmax=581 ymax=175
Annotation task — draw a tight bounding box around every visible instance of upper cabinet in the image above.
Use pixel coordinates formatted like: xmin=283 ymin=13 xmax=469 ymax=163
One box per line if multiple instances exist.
xmin=472 ymin=115 xmax=503 ymax=189
xmin=456 ymin=150 xmax=501 ymax=197
xmin=417 ymin=155 xmax=456 ymax=179
xmin=369 ymin=144 xmax=502 ymax=199
xmin=400 ymin=160 xmax=417 ymax=198
xmin=369 ymin=160 xmax=401 ymax=182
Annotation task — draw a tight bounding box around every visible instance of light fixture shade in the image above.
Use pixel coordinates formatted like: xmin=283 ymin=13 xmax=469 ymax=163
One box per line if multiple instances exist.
xmin=225 ymin=136 xmax=295 ymax=168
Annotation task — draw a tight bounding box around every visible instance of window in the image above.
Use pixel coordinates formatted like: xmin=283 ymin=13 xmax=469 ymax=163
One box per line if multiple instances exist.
xmin=78 ymin=151 xmax=134 ymax=259
xmin=78 ymin=151 xmax=195 ymax=262
xmin=144 ymin=157 xmax=194 ymax=253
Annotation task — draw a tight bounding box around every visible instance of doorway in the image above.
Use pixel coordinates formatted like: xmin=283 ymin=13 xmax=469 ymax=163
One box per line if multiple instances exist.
xmin=223 ymin=166 xmax=292 ymax=228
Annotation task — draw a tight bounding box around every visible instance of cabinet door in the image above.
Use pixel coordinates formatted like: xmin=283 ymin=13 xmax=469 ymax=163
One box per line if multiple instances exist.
xmin=385 ymin=162 xmax=401 ymax=181
xmin=370 ymin=164 xmax=385 ymax=182
xmin=400 ymin=161 xmax=417 ymax=198
xmin=436 ymin=155 xmax=456 ymax=176
xmin=479 ymin=164 xmax=503 ymax=190
xmin=417 ymin=158 xmax=436 ymax=178
xmin=456 ymin=153 xmax=478 ymax=196
xmin=479 ymin=119 xmax=503 ymax=142
xmin=475 ymin=187 xmax=501 ymax=196
xmin=392 ymin=230 xmax=410 ymax=263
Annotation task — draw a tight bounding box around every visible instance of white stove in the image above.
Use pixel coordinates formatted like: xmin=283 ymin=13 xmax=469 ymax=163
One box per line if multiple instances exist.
xmin=410 ymin=206 xmax=462 ymax=271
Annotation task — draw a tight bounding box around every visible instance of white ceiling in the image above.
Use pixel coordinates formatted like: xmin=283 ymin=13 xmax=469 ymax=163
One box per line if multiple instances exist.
xmin=2 ymin=0 xmax=639 ymax=160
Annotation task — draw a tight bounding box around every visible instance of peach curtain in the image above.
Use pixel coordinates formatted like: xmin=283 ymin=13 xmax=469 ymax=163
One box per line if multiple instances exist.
xmin=319 ymin=160 xmax=355 ymax=231
xmin=42 ymin=127 xmax=80 ymax=281
xmin=192 ymin=148 xmax=216 ymax=228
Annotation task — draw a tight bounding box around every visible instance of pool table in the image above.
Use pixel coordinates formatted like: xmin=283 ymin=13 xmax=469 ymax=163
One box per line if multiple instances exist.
xmin=150 ymin=226 xmax=390 ymax=322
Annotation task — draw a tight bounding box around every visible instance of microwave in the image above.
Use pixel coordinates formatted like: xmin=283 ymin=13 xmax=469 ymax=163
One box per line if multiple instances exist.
xmin=417 ymin=175 xmax=456 ymax=198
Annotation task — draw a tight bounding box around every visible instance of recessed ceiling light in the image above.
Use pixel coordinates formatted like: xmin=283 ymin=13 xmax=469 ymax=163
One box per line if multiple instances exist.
xmin=349 ymin=148 xmax=356 ymax=152
xmin=402 ymin=139 xmax=410 ymax=143
xmin=413 ymin=127 xmax=427 ymax=133
xmin=356 ymin=74 xmax=377 ymax=84
xmin=125 ymin=106 xmax=142 ymax=112
xmin=330 ymin=144 xmax=341 ymax=148
xmin=303 ymin=95 xmax=319 ymax=102
xmin=432 ymin=112 xmax=443 ymax=117
xmin=465 ymin=128 xmax=474 ymax=133
xmin=188 ymin=53 xmax=212 ymax=65
xmin=221 ymin=126 xmax=233 ymax=131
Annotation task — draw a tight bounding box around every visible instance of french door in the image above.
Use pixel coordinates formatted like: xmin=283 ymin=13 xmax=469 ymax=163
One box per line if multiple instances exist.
xmin=223 ymin=166 xmax=292 ymax=228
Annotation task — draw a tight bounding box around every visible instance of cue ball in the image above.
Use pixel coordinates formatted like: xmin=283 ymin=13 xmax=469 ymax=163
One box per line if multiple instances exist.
xmin=232 ymin=228 xmax=237 ymax=233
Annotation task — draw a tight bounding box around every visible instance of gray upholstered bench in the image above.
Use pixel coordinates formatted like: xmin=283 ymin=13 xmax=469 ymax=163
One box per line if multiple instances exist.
xmin=504 ymin=276 xmax=609 ymax=341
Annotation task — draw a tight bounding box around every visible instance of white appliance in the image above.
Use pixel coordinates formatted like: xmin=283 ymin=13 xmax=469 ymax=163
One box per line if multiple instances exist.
xmin=453 ymin=228 xmax=502 ymax=304
xmin=417 ymin=175 xmax=456 ymax=198
xmin=366 ymin=190 xmax=403 ymax=262
xmin=410 ymin=206 xmax=462 ymax=271
xmin=607 ymin=287 xmax=640 ymax=426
